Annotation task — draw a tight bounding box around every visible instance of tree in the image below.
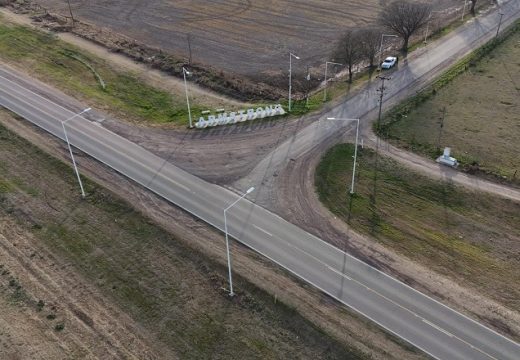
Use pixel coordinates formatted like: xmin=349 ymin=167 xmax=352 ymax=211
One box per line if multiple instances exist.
xmin=469 ymin=0 xmax=477 ymax=16
xmin=340 ymin=29 xmax=363 ymax=83
xmin=379 ymin=0 xmax=431 ymax=51
xmin=359 ymin=27 xmax=382 ymax=68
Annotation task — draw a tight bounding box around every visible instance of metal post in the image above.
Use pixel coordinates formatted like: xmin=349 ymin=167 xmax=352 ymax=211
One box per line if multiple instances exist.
xmin=327 ymin=118 xmax=360 ymax=194
xmin=424 ymin=11 xmax=442 ymax=43
xmin=289 ymin=53 xmax=300 ymax=112
xmin=351 ymin=119 xmax=360 ymax=194
xmin=461 ymin=0 xmax=467 ymax=21
xmin=424 ymin=13 xmax=432 ymax=43
xmin=223 ymin=187 xmax=255 ymax=296
xmin=61 ymin=108 xmax=91 ymax=198
xmin=323 ymin=61 xmax=342 ymax=102
xmin=305 ymin=66 xmax=310 ymax=108
xmin=496 ymin=13 xmax=504 ymax=39
xmin=378 ymin=34 xmax=398 ymax=70
xmin=378 ymin=34 xmax=384 ymax=70
xmin=223 ymin=209 xmax=233 ymax=295
xmin=183 ymin=67 xmax=193 ymax=128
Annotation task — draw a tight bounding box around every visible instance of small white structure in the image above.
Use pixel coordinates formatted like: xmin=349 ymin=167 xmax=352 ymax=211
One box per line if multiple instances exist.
xmin=437 ymin=147 xmax=458 ymax=167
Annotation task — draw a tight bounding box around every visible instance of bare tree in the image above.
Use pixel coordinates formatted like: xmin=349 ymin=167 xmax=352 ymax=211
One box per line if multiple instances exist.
xmin=379 ymin=0 xmax=431 ymax=51
xmin=359 ymin=27 xmax=382 ymax=68
xmin=339 ymin=29 xmax=363 ymax=83
xmin=469 ymin=0 xmax=477 ymax=16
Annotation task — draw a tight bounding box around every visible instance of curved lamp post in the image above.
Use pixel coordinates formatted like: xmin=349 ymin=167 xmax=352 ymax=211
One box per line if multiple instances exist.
xmin=323 ymin=61 xmax=343 ymax=102
xmin=327 ymin=117 xmax=360 ymax=194
xmin=183 ymin=67 xmax=193 ymax=128
xmin=223 ymin=186 xmax=255 ymax=296
xmin=62 ymin=107 xmax=91 ymax=198
xmin=378 ymin=34 xmax=398 ymax=70
xmin=289 ymin=52 xmax=300 ymax=112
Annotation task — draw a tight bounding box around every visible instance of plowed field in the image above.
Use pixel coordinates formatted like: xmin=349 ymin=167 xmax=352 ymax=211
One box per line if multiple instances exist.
xmin=34 ymin=0 xmax=459 ymax=86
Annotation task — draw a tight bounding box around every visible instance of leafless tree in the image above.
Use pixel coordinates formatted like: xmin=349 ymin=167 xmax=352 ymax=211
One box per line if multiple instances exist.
xmin=379 ymin=0 xmax=431 ymax=51
xmin=359 ymin=27 xmax=382 ymax=68
xmin=338 ymin=29 xmax=363 ymax=83
xmin=469 ymin=0 xmax=477 ymax=16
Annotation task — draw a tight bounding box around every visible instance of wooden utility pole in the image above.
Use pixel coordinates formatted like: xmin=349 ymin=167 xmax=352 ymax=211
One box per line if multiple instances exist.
xmin=370 ymin=75 xmax=391 ymax=232
xmin=437 ymin=107 xmax=446 ymax=152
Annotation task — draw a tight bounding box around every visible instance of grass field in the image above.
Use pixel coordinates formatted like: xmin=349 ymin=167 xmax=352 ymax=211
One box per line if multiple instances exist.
xmin=0 ymin=20 xmax=211 ymax=126
xmin=316 ymin=144 xmax=520 ymax=313
xmin=0 ymin=118 xmax=366 ymax=359
xmin=380 ymin=21 xmax=520 ymax=183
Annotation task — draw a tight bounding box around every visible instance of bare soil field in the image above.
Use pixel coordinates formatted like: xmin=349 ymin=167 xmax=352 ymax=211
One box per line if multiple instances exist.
xmin=381 ymin=21 xmax=520 ymax=185
xmin=29 ymin=0 xmax=462 ymax=94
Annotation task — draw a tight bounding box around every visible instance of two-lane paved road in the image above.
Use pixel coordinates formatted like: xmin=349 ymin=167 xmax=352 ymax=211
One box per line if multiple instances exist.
xmin=1 ymin=63 xmax=519 ymax=358
xmin=236 ymin=0 xmax=520 ymax=203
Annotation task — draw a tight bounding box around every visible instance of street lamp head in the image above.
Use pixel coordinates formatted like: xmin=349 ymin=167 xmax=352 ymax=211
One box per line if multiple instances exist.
xmin=246 ymin=187 xmax=255 ymax=194
xmin=327 ymin=117 xmax=359 ymax=122
xmin=183 ymin=67 xmax=191 ymax=75
xmin=290 ymin=53 xmax=300 ymax=60
xmin=81 ymin=107 xmax=92 ymax=114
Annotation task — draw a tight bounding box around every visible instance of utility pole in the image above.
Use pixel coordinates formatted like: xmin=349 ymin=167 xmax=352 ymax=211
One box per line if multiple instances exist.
xmin=376 ymin=75 xmax=391 ymax=132
xmin=305 ymin=65 xmax=311 ymax=108
xmin=370 ymin=76 xmax=390 ymax=231
xmin=437 ymin=107 xmax=446 ymax=152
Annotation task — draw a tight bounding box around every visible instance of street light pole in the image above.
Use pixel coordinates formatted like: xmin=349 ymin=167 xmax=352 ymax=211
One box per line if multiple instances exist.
xmin=323 ymin=61 xmax=342 ymax=102
xmin=378 ymin=34 xmax=398 ymax=70
xmin=289 ymin=52 xmax=300 ymax=112
xmin=183 ymin=67 xmax=193 ymax=128
xmin=223 ymin=186 xmax=255 ymax=296
xmin=62 ymin=107 xmax=91 ymax=198
xmin=326 ymin=118 xmax=360 ymax=194
xmin=496 ymin=13 xmax=505 ymax=39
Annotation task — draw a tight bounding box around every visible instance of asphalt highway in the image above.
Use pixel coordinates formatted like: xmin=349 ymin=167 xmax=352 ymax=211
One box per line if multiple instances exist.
xmin=1 ymin=2 xmax=520 ymax=359
xmin=238 ymin=0 xmax=520 ymax=205
xmin=1 ymin=66 xmax=520 ymax=360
